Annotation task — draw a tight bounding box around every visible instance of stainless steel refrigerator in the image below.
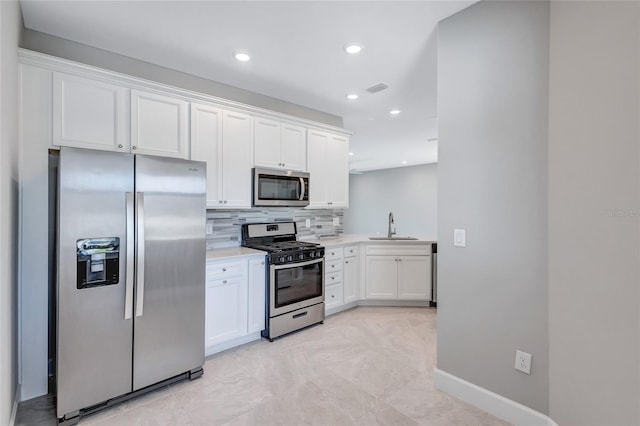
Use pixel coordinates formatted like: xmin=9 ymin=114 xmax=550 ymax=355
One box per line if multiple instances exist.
xmin=54 ymin=147 xmax=206 ymax=424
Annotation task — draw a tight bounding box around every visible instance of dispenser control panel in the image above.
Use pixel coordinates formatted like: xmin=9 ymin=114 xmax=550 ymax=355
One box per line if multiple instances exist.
xmin=76 ymin=237 xmax=120 ymax=289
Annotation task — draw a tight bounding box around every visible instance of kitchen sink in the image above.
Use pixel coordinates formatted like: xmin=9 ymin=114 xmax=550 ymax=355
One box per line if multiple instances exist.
xmin=369 ymin=236 xmax=419 ymax=241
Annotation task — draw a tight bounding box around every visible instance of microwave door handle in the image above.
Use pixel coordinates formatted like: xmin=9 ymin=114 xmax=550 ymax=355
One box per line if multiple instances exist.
xmin=299 ymin=178 xmax=305 ymax=201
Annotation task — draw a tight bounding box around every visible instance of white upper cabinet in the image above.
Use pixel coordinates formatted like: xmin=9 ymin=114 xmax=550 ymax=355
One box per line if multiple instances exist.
xmin=254 ymin=117 xmax=306 ymax=171
xmin=190 ymin=102 xmax=222 ymax=207
xmin=307 ymin=129 xmax=349 ymax=208
xmin=52 ymin=73 xmax=129 ymax=152
xmin=131 ymin=89 xmax=189 ymax=159
xmin=191 ymin=105 xmax=253 ymax=209
xmin=221 ymin=110 xmax=253 ymax=208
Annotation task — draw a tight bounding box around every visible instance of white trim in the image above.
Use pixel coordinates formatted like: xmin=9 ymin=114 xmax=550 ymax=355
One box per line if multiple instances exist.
xmin=17 ymin=49 xmax=351 ymax=137
xmin=434 ymin=369 xmax=557 ymax=426
xmin=9 ymin=384 xmax=21 ymax=426
xmin=205 ymin=332 xmax=262 ymax=357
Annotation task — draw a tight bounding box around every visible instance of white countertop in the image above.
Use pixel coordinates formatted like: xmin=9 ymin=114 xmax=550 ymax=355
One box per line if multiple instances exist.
xmin=317 ymin=234 xmax=437 ymax=247
xmin=206 ymin=235 xmax=437 ymax=261
xmin=206 ymin=247 xmax=266 ymax=261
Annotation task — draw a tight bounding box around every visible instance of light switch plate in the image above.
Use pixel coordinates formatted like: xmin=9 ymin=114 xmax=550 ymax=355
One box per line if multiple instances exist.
xmin=206 ymin=222 xmax=213 ymax=235
xmin=333 ymin=217 xmax=340 ymax=226
xmin=454 ymin=229 xmax=466 ymax=247
xmin=305 ymin=218 xmax=311 ymax=228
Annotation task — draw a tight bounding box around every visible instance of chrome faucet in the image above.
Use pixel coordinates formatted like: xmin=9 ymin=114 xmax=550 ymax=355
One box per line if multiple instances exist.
xmin=388 ymin=212 xmax=396 ymax=238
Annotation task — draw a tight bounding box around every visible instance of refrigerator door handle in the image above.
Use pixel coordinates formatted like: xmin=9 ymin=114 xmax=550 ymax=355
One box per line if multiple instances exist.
xmin=124 ymin=192 xmax=135 ymax=320
xmin=135 ymin=192 xmax=145 ymax=317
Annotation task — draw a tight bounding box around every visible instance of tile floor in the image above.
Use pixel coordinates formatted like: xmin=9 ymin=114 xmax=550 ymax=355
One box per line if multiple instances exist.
xmin=16 ymin=306 xmax=510 ymax=425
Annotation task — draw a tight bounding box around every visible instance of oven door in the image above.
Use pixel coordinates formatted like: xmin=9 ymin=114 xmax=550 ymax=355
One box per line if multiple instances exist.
xmin=270 ymin=258 xmax=324 ymax=316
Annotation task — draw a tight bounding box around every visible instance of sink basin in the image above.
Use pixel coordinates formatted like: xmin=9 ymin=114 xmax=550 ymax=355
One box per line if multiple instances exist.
xmin=369 ymin=236 xmax=419 ymax=241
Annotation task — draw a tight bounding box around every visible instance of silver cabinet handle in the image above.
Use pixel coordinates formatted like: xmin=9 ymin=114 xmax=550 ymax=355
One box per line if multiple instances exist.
xmin=261 ymin=262 xmax=265 ymax=265
xmin=223 ymin=280 xmax=227 ymax=284
xmin=124 ymin=192 xmax=134 ymax=320
xmin=118 ymin=144 xmax=124 ymax=149
xmin=345 ymin=261 xmax=349 ymax=264
xmin=222 ymin=267 xmax=227 ymax=272
xmin=132 ymin=146 xmax=137 ymax=150
xmin=135 ymin=192 xmax=145 ymax=317
xmin=224 ymin=200 xmax=228 ymax=204
xmin=219 ymin=200 xmax=223 ymax=204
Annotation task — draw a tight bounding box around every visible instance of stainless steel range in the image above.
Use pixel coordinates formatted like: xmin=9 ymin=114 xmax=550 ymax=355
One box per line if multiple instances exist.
xmin=241 ymin=222 xmax=325 ymax=340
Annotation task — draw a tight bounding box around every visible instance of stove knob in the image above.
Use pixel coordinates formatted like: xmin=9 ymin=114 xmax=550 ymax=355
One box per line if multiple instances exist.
xmin=279 ymin=256 xmax=286 ymax=263
xmin=287 ymin=255 xmax=293 ymax=262
xmin=298 ymin=253 xmax=304 ymax=260
xmin=316 ymin=250 xmax=323 ymax=258
xmin=309 ymin=251 xmax=315 ymax=258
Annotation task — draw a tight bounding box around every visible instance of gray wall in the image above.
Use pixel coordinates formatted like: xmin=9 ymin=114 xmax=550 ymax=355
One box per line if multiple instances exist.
xmin=343 ymin=164 xmax=437 ymax=239
xmin=437 ymin=1 xmax=549 ymax=414
xmin=0 ymin=0 xmax=22 ymax=422
xmin=548 ymin=2 xmax=640 ymax=424
xmin=20 ymin=29 xmax=342 ymax=128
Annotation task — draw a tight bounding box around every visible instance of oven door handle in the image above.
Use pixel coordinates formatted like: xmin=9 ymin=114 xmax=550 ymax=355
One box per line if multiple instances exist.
xmin=271 ymin=258 xmax=324 ymax=270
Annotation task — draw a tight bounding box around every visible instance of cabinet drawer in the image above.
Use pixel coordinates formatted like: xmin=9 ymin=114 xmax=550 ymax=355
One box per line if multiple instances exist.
xmin=210 ymin=275 xmax=243 ymax=288
xmin=325 ymin=282 xmax=344 ymax=310
xmin=325 ymin=270 xmax=342 ymax=286
xmin=206 ymin=260 xmax=246 ymax=280
xmin=325 ymin=247 xmax=344 ymax=261
xmin=344 ymin=245 xmax=359 ymax=258
xmin=365 ymin=245 xmax=430 ymax=256
xmin=325 ymin=259 xmax=343 ymax=273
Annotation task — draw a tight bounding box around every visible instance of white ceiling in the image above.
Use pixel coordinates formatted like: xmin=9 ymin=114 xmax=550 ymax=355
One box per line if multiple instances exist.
xmin=20 ymin=0 xmax=474 ymax=172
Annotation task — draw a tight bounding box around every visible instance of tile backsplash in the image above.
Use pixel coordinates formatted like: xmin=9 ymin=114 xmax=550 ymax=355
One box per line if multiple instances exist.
xmin=206 ymin=208 xmax=344 ymax=249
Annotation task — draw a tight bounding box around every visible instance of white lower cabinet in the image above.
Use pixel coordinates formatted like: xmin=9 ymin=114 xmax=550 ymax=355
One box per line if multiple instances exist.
xmin=205 ymin=255 xmax=266 ymax=354
xmin=343 ymin=245 xmax=359 ymax=304
xmin=365 ymin=245 xmax=431 ymax=301
xmin=205 ymin=260 xmax=248 ymax=348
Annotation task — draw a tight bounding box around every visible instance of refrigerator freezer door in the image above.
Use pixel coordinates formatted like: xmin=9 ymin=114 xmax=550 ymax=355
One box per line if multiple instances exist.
xmin=57 ymin=148 xmax=134 ymax=418
xmin=132 ymin=155 xmax=206 ymax=390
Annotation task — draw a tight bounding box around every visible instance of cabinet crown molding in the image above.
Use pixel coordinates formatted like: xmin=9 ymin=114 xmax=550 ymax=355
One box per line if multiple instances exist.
xmin=18 ymin=48 xmax=351 ymax=137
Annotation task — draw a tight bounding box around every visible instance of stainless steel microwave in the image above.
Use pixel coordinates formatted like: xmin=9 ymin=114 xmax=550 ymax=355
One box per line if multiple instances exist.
xmin=253 ymin=167 xmax=310 ymax=207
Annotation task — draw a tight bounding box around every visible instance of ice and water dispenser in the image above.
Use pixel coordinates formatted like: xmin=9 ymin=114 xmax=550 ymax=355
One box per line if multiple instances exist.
xmin=76 ymin=237 xmax=120 ymax=289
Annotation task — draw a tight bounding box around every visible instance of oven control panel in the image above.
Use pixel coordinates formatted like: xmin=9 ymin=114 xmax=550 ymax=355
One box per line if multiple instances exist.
xmin=269 ymin=248 xmax=325 ymax=265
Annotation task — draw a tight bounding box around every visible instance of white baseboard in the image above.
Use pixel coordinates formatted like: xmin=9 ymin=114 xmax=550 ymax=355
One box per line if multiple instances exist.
xmin=9 ymin=384 xmax=21 ymax=426
xmin=205 ymin=332 xmax=262 ymax=357
xmin=434 ymin=369 xmax=557 ymax=426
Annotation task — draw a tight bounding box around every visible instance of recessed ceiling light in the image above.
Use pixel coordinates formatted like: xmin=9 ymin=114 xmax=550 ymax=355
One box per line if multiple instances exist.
xmin=346 ymin=94 xmax=359 ymax=100
xmin=233 ymin=51 xmax=251 ymax=62
xmin=390 ymin=109 xmax=401 ymax=115
xmin=343 ymin=43 xmax=363 ymax=54
xmin=349 ymin=152 xmax=354 ymax=156
xmin=402 ymin=161 xmax=408 ymax=165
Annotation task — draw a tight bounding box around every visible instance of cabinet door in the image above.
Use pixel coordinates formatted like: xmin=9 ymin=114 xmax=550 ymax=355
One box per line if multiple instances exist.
xmin=325 ymin=283 xmax=344 ymax=311
xmin=397 ymin=256 xmax=431 ymax=300
xmin=343 ymin=257 xmax=359 ymax=304
xmin=248 ymin=258 xmax=266 ymax=334
xmin=281 ymin=123 xmax=307 ymax=171
xmin=365 ymin=256 xmax=398 ymax=299
xmin=191 ymin=103 xmax=222 ymax=208
xmin=52 ymin=73 xmax=128 ymax=152
xmin=253 ymin=117 xmax=282 ymax=169
xmin=306 ymin=130 xmax=329 ymax=207
xmin=221 ymin=110 xmax=252 ymax=208
xmin=205 ymin=275 xmax=248 ymax=347
xmin=131 ymin=89 xmax=189 ymax=158
xmin=326 ymin=134 xmax=350 ymax=207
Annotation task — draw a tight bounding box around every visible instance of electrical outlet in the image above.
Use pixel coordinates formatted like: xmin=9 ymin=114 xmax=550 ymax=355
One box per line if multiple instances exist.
xmin=206 ymin=222 xmax=213 ymax=235
xmin=515 ymin=350 xmax=532 ymax=374
xmin=333 ymin=217 xmax=340 ymax=226
xmin=305 ymin=218 xmax=311 ymax=228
